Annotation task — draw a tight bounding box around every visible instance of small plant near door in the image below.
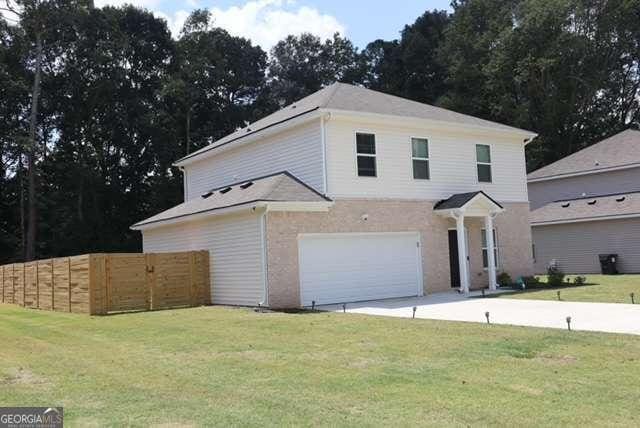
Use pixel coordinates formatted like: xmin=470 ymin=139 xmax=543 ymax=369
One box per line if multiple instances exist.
xmin=497 ymin=272 xmax=512 ymax=287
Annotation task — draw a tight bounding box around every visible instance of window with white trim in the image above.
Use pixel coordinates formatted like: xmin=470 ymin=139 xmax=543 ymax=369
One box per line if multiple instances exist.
xmin=481 ymin=228 xmax=499 ymax=269
xmin=476 ymin=144 xmax=492 ymax=183
xmin=356 ymin=133 xmax=377 ymax=177
xmin=411 ymin=137 xmax=430 ymax=180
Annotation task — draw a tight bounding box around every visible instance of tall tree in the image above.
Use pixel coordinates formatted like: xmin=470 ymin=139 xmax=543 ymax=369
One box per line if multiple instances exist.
xmin=266 ymin=33 xmax=364 ymax=108
xmin=362 ymin=10 xmax=450 ymax=104
xmin=163 ymin=9 xmax=267 ymax=156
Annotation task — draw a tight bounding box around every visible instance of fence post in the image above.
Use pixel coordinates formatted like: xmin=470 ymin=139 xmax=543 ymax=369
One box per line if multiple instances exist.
xmin=35 ymin=260 xmax=39 ymax=309
xmin=1 ymin=265 xmax=4 ymax=303
xmin=67 ymin=257 xmax=72 ymax=312
xmin=22 ymin=262 xmax=26 ymax=307
xmin=145 ymin=253 xmax=156 ymax=310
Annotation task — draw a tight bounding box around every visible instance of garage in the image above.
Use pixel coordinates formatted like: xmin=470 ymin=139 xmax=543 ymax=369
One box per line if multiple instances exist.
xmin=298 ymin=232 xmax=423 ymax=305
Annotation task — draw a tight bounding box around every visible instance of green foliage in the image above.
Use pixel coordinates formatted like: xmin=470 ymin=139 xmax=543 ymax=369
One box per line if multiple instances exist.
xmin=547 ymin=265 xmax=566 ymax=287
xmin=521 ymin=276 xmax=541 ymax=287
xmin=574 ymin=275 xmax=586 ymax=286
xmin=497 ymin=271 xmax=513 ymax=286
xmin=0 ymin=1 xmax=639 ymax=262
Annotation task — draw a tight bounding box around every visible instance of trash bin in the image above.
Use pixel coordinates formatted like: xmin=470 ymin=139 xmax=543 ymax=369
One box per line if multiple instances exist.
xmin=598 ymin=254 xmax=618 ymax=274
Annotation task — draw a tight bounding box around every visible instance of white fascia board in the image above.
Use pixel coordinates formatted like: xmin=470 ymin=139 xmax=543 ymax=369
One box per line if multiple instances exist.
xmin=173 ymin=110 xmax=322 ymax=168
xmin=322 ymin=108 xmax=538 ymax=143
xmin=264 ymin=201 xmax=333 ymax=212
xmin=528 ymin=163 xmax=640 ymax=183
xmin=130 ymin=204 xmax=263 ymax=231
xmin=130 ymin=200 xmax=333 ymax=231
xmin=531 ymin=212 xmax=640 ymax=226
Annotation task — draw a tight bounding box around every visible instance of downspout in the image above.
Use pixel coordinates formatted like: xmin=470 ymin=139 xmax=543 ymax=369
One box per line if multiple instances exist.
xmin=259 ymin=209 xmax=269 ymax=307
xmin=180 ymin=167 xmax=188 ymax=201
xmin=320 ymin=113 xmax=331 ymax=196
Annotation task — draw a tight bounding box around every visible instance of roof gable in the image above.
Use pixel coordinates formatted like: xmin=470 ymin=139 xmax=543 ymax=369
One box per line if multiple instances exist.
xmin=528 ymin=129 xmax=640 ymax=181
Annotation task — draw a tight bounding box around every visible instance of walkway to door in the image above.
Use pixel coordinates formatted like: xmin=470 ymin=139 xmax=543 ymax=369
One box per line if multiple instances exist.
xmin=319 ymin=292 xmax=640 ymax=335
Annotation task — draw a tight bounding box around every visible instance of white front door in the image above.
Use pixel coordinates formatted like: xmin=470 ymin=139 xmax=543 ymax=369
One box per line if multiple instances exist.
xmin=298 ymin=232 xmax=423 ymax=306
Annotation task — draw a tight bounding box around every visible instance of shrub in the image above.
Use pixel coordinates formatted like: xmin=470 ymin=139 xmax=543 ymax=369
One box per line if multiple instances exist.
xmin=521 ymin=276 xmax=540 ymax=287
xmin=574 ymin=275 xmax=586 ymax=286
xmin=497 ymin=272 xmax=512 ymax=286
xmin=547 ymin=265 xmax=565 ymax=287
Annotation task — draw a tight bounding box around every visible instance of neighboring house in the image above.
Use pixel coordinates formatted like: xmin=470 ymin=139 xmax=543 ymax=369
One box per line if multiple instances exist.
xmin=132 ymin=83 xmax=537 ymax=308
xmin=528 ymin=129 xmax=640 ymax=274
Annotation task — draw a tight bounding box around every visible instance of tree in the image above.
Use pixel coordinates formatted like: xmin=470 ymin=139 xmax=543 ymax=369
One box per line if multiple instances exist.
xmin=164 ymin=9 xmax=267 ymax=155
xmin=362 ymin=10 xmax=450 ymax=104
xmin=266 ymin=33 xmax=364 ymax=108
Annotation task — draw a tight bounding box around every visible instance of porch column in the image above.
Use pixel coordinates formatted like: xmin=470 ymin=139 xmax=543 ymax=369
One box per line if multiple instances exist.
xmin=485 ymin=214 xmax=497 ymax=290
xmin=455 ymin=213 xmax=470 ymax=294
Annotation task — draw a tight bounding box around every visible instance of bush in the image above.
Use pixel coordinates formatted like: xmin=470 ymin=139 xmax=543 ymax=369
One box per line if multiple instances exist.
xmin=574 ymin=275 xmax=586 ymax=286
xmin=547 ymin=265 xmax=565 ymax=287
xmin=497 ymin=272 xmax=512 ymax=286
xmin=521 ymin=276 xmax=540 ymax=287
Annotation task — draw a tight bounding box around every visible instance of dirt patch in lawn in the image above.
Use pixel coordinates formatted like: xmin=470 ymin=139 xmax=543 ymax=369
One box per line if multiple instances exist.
xmin=1 ymin=367 xmax=50 ymax=386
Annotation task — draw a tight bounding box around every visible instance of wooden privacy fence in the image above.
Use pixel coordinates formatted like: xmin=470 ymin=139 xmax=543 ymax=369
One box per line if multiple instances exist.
xmin=0 ymin=251 xmax=210 ymax=315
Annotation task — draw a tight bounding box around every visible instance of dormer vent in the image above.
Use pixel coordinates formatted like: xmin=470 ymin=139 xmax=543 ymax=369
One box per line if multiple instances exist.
xmin=616 ymin=196 xmax=626 ymax=202
xmin=220 ymin=187 xmax=232 ymax=194
xmin=561 ymin=203 xmax=570 ymax=208
xmin=587 ymin=200 xmax=597 ymax=205
xmin=240 ymin=182 xmax=254 ymax=189
xmin=202 ymin=191 xmax=214 ymax=199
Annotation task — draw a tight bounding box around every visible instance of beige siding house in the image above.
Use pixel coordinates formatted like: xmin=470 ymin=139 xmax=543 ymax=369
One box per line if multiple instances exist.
xmin=529 ymin=130 xmax=640 ymax=274
xmin=132 ymin=83 xmax=537 ymax=308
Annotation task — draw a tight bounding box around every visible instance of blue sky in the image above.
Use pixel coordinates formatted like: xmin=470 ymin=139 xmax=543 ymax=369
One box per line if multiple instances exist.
xmin=94 ymin=0 xmax=452 ymax=49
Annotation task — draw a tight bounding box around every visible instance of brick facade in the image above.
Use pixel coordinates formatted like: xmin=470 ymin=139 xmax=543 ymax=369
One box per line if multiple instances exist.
xmin=265 ymin=199 xmax=533 ymax=308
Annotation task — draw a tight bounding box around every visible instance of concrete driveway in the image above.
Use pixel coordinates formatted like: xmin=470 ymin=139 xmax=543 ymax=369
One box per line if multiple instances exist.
xmin=319 ymin=292 xmax=640 ymax=335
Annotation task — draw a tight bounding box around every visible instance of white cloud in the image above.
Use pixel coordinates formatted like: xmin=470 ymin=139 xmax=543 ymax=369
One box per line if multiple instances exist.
xmin=209 ymin=0 xmax=346 ymax=49
xmin=95 ymin=0 xmax=345 ymax=50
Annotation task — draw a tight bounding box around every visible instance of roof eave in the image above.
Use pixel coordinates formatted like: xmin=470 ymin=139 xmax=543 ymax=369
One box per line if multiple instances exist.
xmin=528 ymin=162 xmax=640 ymax=183
xmin=531 ymin=212 xmax=640 ymax=226
xmin=131 ymin=200 xmax=333 ymax=231
xmin=322 ymin=108 xmax=538 ymax=141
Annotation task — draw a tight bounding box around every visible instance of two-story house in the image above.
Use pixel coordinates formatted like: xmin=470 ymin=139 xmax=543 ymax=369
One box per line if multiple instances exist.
xmin=528 ymin=129 xmax=640 ymax=274
xmin=132 ymin=83 xmax=537 ymax=308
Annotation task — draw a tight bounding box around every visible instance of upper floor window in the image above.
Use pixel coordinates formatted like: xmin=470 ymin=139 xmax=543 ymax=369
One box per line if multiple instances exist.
xmin=476 ymin=144 xmax=492 ymax=183
xmin=411 ymin=138 xmax=430 ymax=180
xmin=356 ymin=133 xmax=377 ymax=177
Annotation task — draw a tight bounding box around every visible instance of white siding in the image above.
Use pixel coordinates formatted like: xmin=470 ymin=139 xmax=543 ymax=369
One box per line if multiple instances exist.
xmin=184 ymin=121 xmax=324 ymax=200
xmin=325 ymin=118 xmax=529 ymax=202
xmin=142 ymin=212 xmax=265 ymax=306
xmin=532 ymin=218 xmax=640 ymax=274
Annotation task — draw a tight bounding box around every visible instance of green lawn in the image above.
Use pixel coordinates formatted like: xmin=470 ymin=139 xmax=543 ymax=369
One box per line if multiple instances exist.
xmin=1 ymin=306 xmax=639 ymax=427
xmin=500 ymin=274 xmax=640 ymax=304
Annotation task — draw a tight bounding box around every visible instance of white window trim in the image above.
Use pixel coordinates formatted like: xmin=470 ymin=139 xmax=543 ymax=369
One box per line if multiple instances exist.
xmin=476 ymin=143 xmax=493 ymax=184
xmin=481 ymin=228 xmax=499 ymax=270
xmin=354 ymin=131 xmax=377 ymax=178
xmin=410 ymin=136 xmax=430 ymax=181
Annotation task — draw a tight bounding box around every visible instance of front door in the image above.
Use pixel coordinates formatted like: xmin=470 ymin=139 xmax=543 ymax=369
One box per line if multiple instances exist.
xmin=448 ymin=230 xmax=460 ymax=288
xmin=448 ymin=229 xmax=470 ymax=288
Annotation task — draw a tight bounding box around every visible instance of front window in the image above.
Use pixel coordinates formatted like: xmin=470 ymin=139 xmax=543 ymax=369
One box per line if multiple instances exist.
xmin=476 ymin=144 xmax=492 ymax=183
xmin=411 ymin=138 xmax=430 ymax=180
xmin=356 ymin=133 xmax=377 ymax=177
xmin=481 ymin=228 xmax=499 ymax=269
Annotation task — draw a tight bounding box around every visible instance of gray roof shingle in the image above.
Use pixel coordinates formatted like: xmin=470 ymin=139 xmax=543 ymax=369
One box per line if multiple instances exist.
xmin=528 ymin=129 xmax=640 ymax=181
xmin=434 ymin=191 xmax=503 ymax=210
xmin=132 ymin=172 xmax=330 ymax=228
xmin=530 ymin=191 xmax=640 ymax=225
xmin=177 ymin=83 xmax=535 ymax=164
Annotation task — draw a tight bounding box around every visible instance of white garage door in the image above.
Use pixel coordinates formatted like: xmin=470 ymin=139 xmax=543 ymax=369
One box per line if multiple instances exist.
xmin=298 ymin=232 xmax=423 ymax=306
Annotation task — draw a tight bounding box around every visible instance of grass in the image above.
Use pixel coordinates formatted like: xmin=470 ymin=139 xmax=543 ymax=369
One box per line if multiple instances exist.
xmin=499 ymin=274 xmax=640 ymax=304
xmin=1 ymin=304 xmax=639 ymax=427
